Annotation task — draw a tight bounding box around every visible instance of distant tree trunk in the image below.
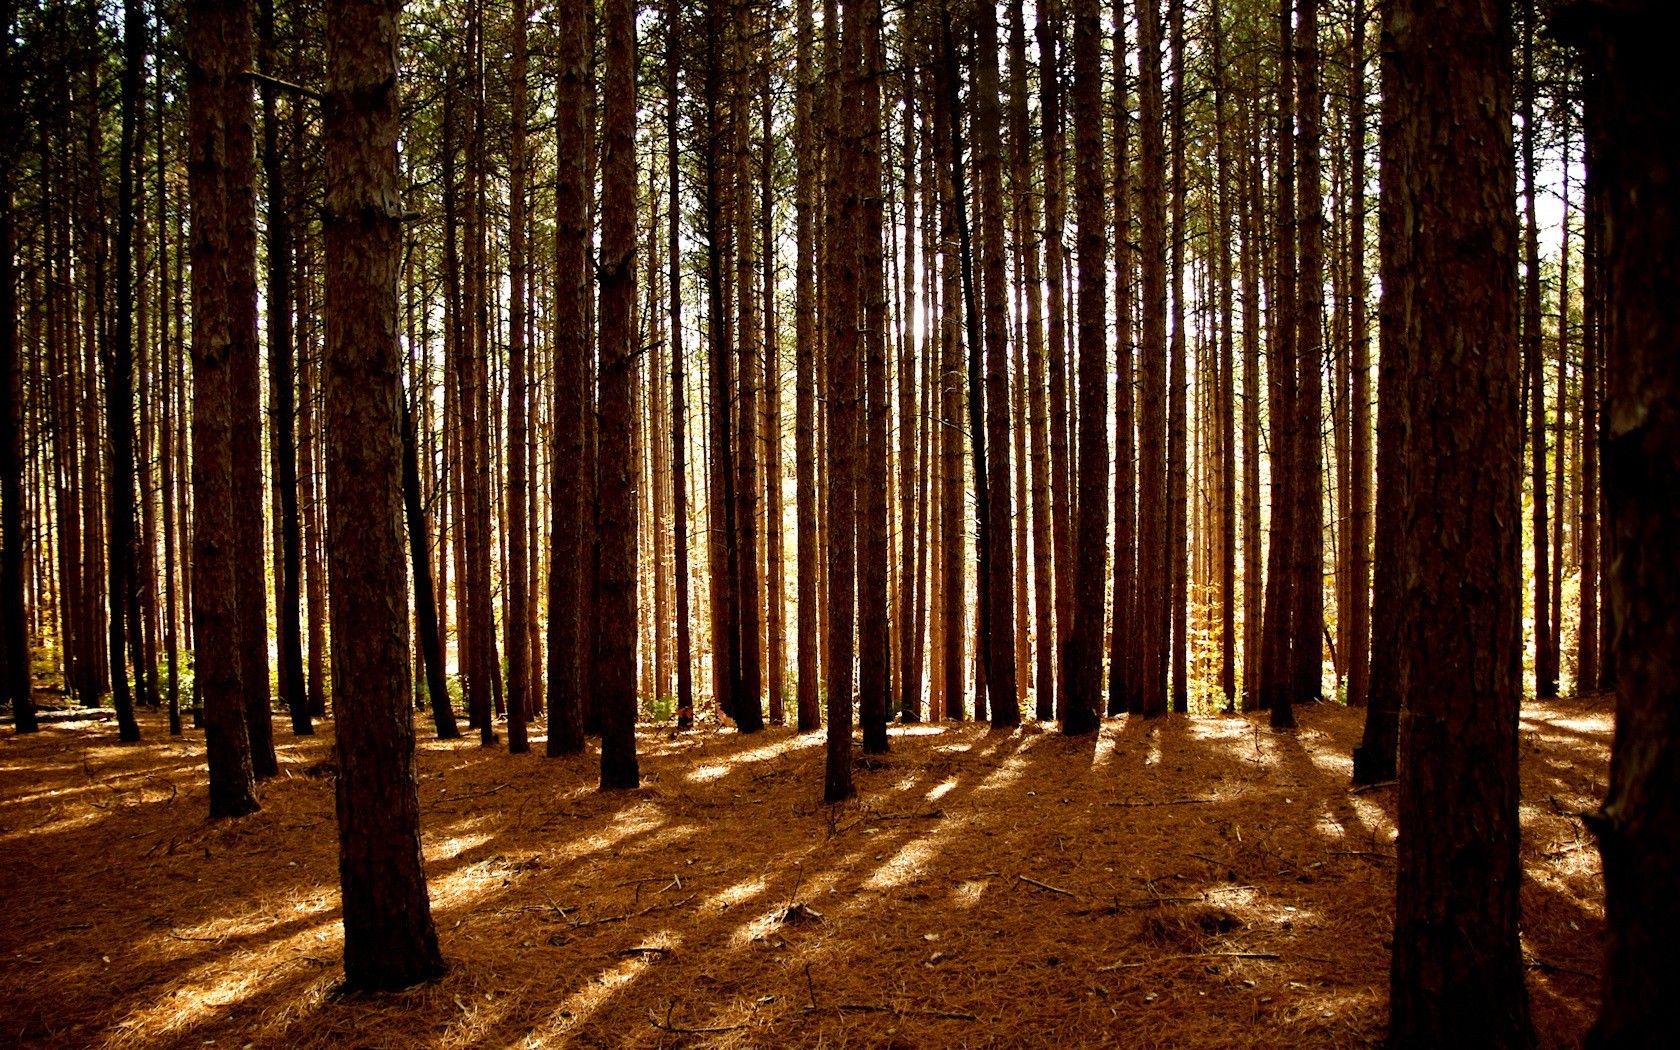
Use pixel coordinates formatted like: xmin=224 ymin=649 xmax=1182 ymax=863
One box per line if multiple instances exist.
xmin=187 ymin=0 xmax=258 ymax=818
xmin=0 ymin=0 xmax=31 ymax=735
xmin=322 ymin=0 xmax=445 ymax=990
xmin=1166 ymin=0 xmax=1189 ymax=714
xmin=1292 ymin=0 xmax=1325 ymax=709
xmin=970 ymin=6 xmax=1018 ymax=729
xmin=824 ymin=0 xmax=861 ymax=801
xmin=733 ymin=3 xmax=765 ymax=736
xmin=858 ymin=0 xmax=892 ymax=750
xmin=669 ymin=0 xmax=698 ymax=731
xmin=1567 ymin=5 xmax=1680 ymax=1041
xmin=793 ymin=0 xmax=820 ymax=733
xmin=105 ymin=0 xmax=146 ymax=742
xmin=1211 ymin=0 xmax=1237 ymax=712
xmin=1036 ymin=0 xmax=1074 ymax=712
xmin=1109 ymin=0 xmax=1137 ymax=718
xmin=505 ymin=0 xmax=531 ymax=754
xmin=1345 ymin=0 xmax=1371 ymax=711
xmin=1137 ymin=0 xmax=1168 ymax=718
xmin=403 ymin=397 xmax=458 ymax=739
xmin=1006 ymin=0 xmax=1053 ymax=721
xmin=1522 ymin=0 xmax=1554 ymax=701
xmin=1577 ymin=176 xmax=1599 ymax=692
xmin=260 ymin=0 xmax=308 ymax=738
xmin=225 ymin=0 xmax=275 ymax=775
xmin=1260 ymin=0 xmax=1298 ymax=728
xmin=546 ymin=0 xmax=589 ymax=756
xmin=1384 ymin=1 xmax=1531 ymax=1042
xmin=596 ymin=0 xmax=640 ymax=790
xmin=1063 ymin=0 xmax=1104 ymax=734
xmin=1238 ymin=90 xmax=1264 ymax=713
xmin=897 ymin=15 xmax=922 ymax=725
xmin=933 ymin=24 xmax=964 ymax=722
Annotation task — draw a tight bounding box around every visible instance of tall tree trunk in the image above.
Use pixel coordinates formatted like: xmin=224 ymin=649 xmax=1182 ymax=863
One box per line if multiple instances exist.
xmin=969 ymin=7 xmax=1017 ymax=728
xmin=1137 ymin=0 xmax=1168 ymax=718
xmin=824 ymin=0 xmax=861 ymax=800
xmin=546 ymin=0 xmax=589 ymax=756
xmin=792 ymin=0 xmax=821 ymax=732
xmin=1568 ymin=6 xmax=1680 ymax=1041
xmin=1064 ymin=0 xmax=1104 ymax=734
xmin=1261 ymin=0 xmax=1298 ymax=727
xmin=1345 ymin=0 xmax=1371 ymax=711
xmin=323 ymin=0 xmax=445 ymax=989
xmin=596 ymin=0 xmax=640 ymax=790
xmin=858 ymin=0 xmax=892 ymax=749
xmin=1036 ymin=0 xmax=1074 ymax=712
xmin=0 ymin=0 xmax=33 ymax=734
xmin=1292 ymin=0 xmax=1325 ymax=708
xmin=1109 ymin=0 xmax=1137 ymax=718
xmin=105 ymin=0 xmax=146 ymax=742
xmin=669 ymin=0 xmax=698 ymax=731
xmin=1521 ymin=0 xmax=1554 ymax=700
xmin=1166 ymin=0 xmax=1189 ymax=714
xmin=1384 ymin=1 xmax=1531 ymax=1042
xmin=403 ymin=398 xmax=458 ymax=738
xmin=260 ymin=0 xmax=308 ymax=737
xmin=505 ymin=0 xmax=531 ymax=754
xmin=1211 ymin=0 xmax=1237 ymax=712
xmin=226 ymin=0 xmax=275 ymax=774
xmin=187 ymin=0 xmax=258 ymax=817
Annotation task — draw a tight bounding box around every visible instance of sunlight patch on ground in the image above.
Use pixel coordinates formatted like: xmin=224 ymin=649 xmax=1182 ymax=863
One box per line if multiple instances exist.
xmin=862 ymin=837 xmax=936 ymax=893
xmin=924 ymin=777 xmax=959 ymax=802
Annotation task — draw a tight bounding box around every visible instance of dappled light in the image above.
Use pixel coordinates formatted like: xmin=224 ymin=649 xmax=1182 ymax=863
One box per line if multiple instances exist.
xmin=0 ymin=694 xmax=1610 ymax=1047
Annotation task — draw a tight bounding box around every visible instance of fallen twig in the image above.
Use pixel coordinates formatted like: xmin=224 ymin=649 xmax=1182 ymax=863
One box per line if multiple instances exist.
xmin=1527 ymin=955 xmax=1596 ymax=980
xmin=1350 ymin=780 xmax=1396 ymax=794
xmin=1107 ymin=797 xmax=1216 ymax=808
xmin=832 ymin=1003 xmax=978 ymax=1021
xmin=435 ymin=783 xmax=509 ymax=805
xmin=646 ymin=1008 xmax=746 ymax=1034
xmin=1328 ymin=850 xmax=1394 ymax=860
xmin=1018 ymin=875 xmax=1075 ymax=897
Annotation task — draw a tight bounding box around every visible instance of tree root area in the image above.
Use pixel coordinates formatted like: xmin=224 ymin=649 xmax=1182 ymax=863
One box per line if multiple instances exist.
xmin=0 ymin=696 xmax=1608 ymax=1047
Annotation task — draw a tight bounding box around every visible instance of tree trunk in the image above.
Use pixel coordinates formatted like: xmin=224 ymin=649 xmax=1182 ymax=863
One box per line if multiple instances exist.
xmin=188 ymin=0 xmax=259 ymax=817
xmin=1137 ymin=0 xmax=1167 ymax=718
xmin=1522 ymin=0 xmax=1554 ymax=701
xmin=1063 ymin=0 xmax=1104 ymax=734
xmin=858 ymin=0 xmax=892 ymax=750
xmin=546 ymin=0 xmax=589 ymax=756
xmin=1345 ymin=0 xmax=1371 ymax=711
xmin=1292 ymin=0 xmax=1325 ymax=709
xmin=322 ymin=0 xmax=445 ymax=989
xmin=596 ymin=0 xmax=640 ymax=790
xmin=1384 ymin=1 xmax=1531 ymax=1042
xmin=1567 ymin=5 xmax=1680 ymax=1041
xmin=505 ymin=0 xmax=531 ymax=753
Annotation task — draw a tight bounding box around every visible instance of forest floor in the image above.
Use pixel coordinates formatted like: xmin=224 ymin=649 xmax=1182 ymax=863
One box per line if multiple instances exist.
xmin=1 ymin=695 xmax=1608 ymax=1049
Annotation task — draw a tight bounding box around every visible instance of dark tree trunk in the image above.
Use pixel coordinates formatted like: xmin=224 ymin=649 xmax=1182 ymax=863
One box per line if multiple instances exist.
xmin=1064 ymin=0 xmax=1104 ymax=734
xmin=188 ymin=0 xmax=259 ymax=818
xmin=546 ymin=0 xmax=589 ymax=756
xmin=1384 ymin=1 xmax=1531 ymax=1043
xmin=505 ymin=0 xmax=530 ymax=754
xmin=1109 ymin=0 xmax=1137 ymax=718
xmin=596 ymin=0 xmax=640 ymax=791
xmin=226 ymin=0 xmax=275 ymax=775
xmin=971 ymin=6 xmax=1018 ymax=729
xmin=106 ymin=0 xmax=146 ymax=742
xmin=1137 ymin=0 xmax=1168 ymax=718
xmin=322 ymin=0 xmax=445 ymax=990
xmin=792 ymin=0 xmax=820 ymax=733
xmin=1522 ymin=0 xmax=1555 ymax=700
xmin=259 ymin=0 xmax=308 ymax=738
xmin=403 ymin=397 xmax=458 ymax=739
xmin=858 ymin=0 xmax=891 ymax=750
xmin=1346 ymin=0 xmax=1371 ymax=711
xmin=669 ymin=0 xmax=698 ymax=731
xmin=1292 ymin=0 xmax=1325 ymax=708
xmin=1565 ymin=4 xmax=1680 ymax=1042
xmin=0 ymin=0 xmax=34 ymax=735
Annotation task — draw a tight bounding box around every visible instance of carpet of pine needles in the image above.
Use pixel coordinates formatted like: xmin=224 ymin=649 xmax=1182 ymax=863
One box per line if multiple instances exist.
xmin=0 ymin=693 xmax=1609 ymax=1048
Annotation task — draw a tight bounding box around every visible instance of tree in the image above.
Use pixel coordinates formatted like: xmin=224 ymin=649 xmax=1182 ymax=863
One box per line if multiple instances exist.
xmin=0 ymin=0 xmax=35 ymax=735
xmin=187 ymin=0 xmax=258 ymax=820
xmin=546 ymin=0 xmax=589 ymax=757
xmin=1064 ymin=0 xmax=1105 ymax=735
xmin=596 ymin=0 xmax=640 ymax=791
xmin=321 ymin=0 xmax=446 ymax=990
xmin=1136 ymin=0 xmax=1168 ymax=718
xmin=505 ymin=0 xmax=531 ymax=754
xmin=1563 ymin=2 xmax=1680 ymax=1042
xmin=1383 ymin=0 xmax=1531 ymax=1042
